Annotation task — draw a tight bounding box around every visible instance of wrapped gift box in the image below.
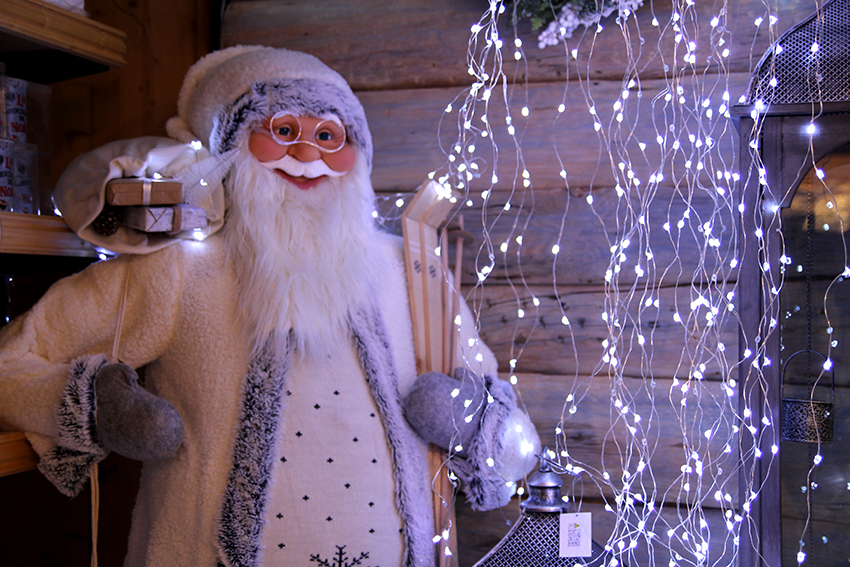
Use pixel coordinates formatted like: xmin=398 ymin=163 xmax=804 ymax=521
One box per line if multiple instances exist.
xmin=122 ymin=204 xmax=206 ymax=233
xmin=106 ymin=177 xmax=183 ymax=206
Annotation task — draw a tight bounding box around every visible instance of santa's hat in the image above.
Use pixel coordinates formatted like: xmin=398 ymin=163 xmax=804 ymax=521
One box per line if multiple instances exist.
xmin=165 ymin=46 xmax=373 ymax=167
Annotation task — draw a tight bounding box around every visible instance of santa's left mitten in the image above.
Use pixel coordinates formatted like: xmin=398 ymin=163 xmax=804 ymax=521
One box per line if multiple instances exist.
xmin=403 ymin=368 xmax=488 ymax=457
xmin=95 ymin=363 xmax=184 ymax=461
xmin=404 ymin=368 xmax=542 ymax=511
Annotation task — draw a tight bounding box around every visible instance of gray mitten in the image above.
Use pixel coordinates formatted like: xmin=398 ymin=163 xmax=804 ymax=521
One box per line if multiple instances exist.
xmin=403 ymin=368 xmax=488 ymax=457
xmin=95 ymin=363 xmax=184 ymax=461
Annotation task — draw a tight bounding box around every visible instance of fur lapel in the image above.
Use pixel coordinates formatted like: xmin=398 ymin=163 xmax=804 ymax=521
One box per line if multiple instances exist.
xmin=216 ymin=336 xmax=294 ymax=567
xmin=349 ymin=302 xmax=435 ymax=567
xmin=216 ymin=304 xmax=434 ymax=567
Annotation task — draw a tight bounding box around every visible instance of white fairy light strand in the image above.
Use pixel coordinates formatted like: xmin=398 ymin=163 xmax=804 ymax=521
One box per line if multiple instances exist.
xmin=410 ymin=0 xmax=850 ymax=564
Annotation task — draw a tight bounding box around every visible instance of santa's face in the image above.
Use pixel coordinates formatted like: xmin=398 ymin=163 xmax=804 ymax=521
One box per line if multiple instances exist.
xmin=247 ymin=113 xmax=357 ymax=190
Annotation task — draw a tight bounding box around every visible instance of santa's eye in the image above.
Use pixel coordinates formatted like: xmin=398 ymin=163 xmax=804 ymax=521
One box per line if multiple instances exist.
xmin=276 ymin=126 xmax=293 ymax=137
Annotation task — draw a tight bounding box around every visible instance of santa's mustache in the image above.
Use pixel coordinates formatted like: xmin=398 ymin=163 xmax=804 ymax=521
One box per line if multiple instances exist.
xmin=256 ymin=154 xmax=347 ymax=179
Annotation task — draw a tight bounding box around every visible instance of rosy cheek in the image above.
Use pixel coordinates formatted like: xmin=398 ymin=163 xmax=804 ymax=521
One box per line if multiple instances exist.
xmin=323 ymin=144 xmax=357 ymax=173
xmin=247 ymin=132 xmax=277 ymax=162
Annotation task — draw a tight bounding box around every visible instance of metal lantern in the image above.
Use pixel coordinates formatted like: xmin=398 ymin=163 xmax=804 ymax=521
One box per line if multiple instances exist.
xmin=780 ymin=350 xmax=835 ymax=444
xmin=472 ymin=454 xmax=610 ymax=567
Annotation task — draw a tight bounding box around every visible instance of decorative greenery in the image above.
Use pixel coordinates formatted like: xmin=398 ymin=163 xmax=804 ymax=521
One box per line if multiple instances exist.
xmin=511 ymin=0 xmax=645 ymax=46
xmin=514 ymin=0 xmax=605 ymax=30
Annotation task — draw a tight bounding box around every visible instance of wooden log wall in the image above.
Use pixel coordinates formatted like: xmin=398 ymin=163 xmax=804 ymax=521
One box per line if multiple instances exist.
xmin=222 ymin=1 xmax=832 ymax=565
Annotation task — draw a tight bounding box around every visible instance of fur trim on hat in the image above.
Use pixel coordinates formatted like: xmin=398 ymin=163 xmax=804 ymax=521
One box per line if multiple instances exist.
xmin=165 ymin=46 xmax=370 ymax=165
xmin=213 ymin=79 xmax=373 ymax=169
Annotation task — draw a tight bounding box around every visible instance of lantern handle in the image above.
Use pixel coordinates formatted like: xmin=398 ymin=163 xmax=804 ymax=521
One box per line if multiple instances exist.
xmin=781 ymin=349 xmax=835 ymax=402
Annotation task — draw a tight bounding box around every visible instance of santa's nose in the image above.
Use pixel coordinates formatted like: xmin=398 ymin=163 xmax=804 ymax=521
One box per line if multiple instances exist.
xmin=287 ymin=142 xmax=322 ymax=163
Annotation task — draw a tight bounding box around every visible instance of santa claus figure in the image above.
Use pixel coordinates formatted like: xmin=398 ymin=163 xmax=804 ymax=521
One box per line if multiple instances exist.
xmin=0 ymin=47 xmax=539 ymax=566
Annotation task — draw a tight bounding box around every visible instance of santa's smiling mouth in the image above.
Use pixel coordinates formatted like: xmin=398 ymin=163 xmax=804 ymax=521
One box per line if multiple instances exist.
xmin=274 ymin=169 xmax=326 ymax=190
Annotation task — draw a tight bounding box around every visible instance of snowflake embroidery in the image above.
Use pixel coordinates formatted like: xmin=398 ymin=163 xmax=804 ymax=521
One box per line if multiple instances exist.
xmin=310 ymin=545 xmax=374 ymax=567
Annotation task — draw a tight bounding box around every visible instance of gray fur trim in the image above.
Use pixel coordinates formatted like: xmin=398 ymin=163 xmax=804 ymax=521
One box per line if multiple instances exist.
xmin=38 ymin=446 xmax=101 ymax=497
xmin=212 ymin=79 xmax=372 ymax=169
xmin=349 ymin=303 xmax=435 ymax=567
xmin=216 ymin=336 xmax=293 ymax=567
xmin=37 ymin=355 xmax=110 ymax=496
xmin=447 ymin=376 xmax=515 ymax=512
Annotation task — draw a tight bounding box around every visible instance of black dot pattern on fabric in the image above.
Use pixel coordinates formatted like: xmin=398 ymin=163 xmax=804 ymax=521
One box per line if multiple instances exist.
xmin=264 ymin=369 xmax=402 ymax=563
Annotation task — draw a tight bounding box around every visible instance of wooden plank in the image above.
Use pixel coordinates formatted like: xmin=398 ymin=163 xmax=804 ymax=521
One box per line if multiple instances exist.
xmin=470 ymin=283 xmax=738 ymax=379
xmin=401 ymin=179 xmax=460 ymax=565
xmin=221 ymin=0 xmax=814 ymax=88
xmin=361 ymin=72 xmax=751 ymax=194
xmin=0 ymin=0 xmax=126 ymax=69
xmin=378 ymin=183 xmax=740 ymax=289
xmin=457 ymin=497 xmax=734 ymax=567
xmin=0 ymin=211 xmax=95 ymax=256
xmin=0 ymin=431 xmax=37 ymax=476
xmin=513 ymin=372 xmax=738 ymax=507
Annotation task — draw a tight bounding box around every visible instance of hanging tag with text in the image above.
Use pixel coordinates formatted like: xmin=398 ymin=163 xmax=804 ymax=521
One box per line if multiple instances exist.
xmin=559 ymin=512 xmax=592 ymax=557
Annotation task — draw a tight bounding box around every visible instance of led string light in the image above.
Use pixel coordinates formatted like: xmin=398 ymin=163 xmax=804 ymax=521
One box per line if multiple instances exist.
xmin=373 ymin=0 xmax=850 ymax=564
xmin=740 ymin=1 xmax=850 ymax=563
xmin=518 ymin=1 xmax=767 ymax=566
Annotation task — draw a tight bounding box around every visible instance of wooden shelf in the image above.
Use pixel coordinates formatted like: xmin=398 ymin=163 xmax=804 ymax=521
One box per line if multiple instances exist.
xmin=0 ymin=0 xmax=126 ymax=83
xmin=0 ymin=431 xmax=37 ymax=477
xmin=0 ymin=211 xmax=95 ymax=256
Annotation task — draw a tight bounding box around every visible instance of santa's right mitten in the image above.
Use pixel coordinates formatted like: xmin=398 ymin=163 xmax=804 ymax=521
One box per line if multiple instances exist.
xmin=95 ymin=363 xmax=184 ymax=461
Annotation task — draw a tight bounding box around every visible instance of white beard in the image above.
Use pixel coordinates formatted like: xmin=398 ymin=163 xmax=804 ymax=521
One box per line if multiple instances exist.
xmin=222 ymin=147 xmax=380 ymax=359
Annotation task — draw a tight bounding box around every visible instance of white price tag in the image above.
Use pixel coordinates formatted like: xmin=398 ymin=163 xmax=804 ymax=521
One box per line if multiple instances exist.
xmin=559 ymin=512 xmax=593 ymax=557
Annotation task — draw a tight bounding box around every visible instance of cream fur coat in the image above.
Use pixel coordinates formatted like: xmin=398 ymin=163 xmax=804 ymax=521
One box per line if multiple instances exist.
xmin=0 ymin=226 xmax=536 ymax=566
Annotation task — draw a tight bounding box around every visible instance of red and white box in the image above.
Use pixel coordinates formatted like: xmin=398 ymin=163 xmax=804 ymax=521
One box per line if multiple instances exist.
xmin=0 ymin=140 xmax=15 ymax=211
xmin=1 ymin=76 xmax=27 ymax=143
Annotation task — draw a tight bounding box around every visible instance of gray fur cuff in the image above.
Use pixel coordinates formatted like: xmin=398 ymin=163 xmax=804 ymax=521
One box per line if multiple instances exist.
xmin=448 ymin=376 xmax=516 ymax=512
xmin=38 ymin=355 xmax=109 ymax=496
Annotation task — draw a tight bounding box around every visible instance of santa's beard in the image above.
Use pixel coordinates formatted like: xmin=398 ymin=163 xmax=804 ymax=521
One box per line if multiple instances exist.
xmin=223 ymin=147 xmax=380 ymax=359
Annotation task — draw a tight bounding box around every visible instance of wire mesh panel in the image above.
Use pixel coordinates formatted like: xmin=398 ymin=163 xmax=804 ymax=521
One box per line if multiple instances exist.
xmin=748 ymin=0 xmax=850 ymax=104
xmin=473 ymin=513 xmax=607 ymax=567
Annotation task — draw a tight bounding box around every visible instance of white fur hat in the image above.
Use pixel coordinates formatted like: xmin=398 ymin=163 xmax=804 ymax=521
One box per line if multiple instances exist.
xmin=165 ymin=46 xmax=372 ymax=165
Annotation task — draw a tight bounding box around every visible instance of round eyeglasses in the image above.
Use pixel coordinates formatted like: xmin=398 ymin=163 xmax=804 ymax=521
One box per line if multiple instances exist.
xmin=255 ymin=112 xmax=347 ymax=154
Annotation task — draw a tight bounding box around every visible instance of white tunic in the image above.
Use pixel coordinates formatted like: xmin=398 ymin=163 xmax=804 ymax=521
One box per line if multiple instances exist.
xmin=260 ymin=340 xmax=404 ymax=564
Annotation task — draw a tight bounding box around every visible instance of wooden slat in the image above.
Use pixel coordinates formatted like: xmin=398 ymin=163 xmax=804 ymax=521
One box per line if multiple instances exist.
xmin=457 ymin=497 xmax=734 ymax=567
xmin=401 ymin=180 xmax=460 ymax=566
xmin=0 ymin=431 xmax=37 ymax=477
xmin=470 ymin=283 xmax=738 ymax=379
xmin=361 ymin=72 xmax=751 ymax=194
xmin=378 ymin=184 xmax=740 ymax=289
xmin=221 ymin=0 xmax=813 ymax=88
xmin=0 ymin=211 xmax=95 ymax=256
xmin=513 ymin=372 xmax=738 ymax=507
xmin=0 ymin=0 xmax=126 ymax=68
